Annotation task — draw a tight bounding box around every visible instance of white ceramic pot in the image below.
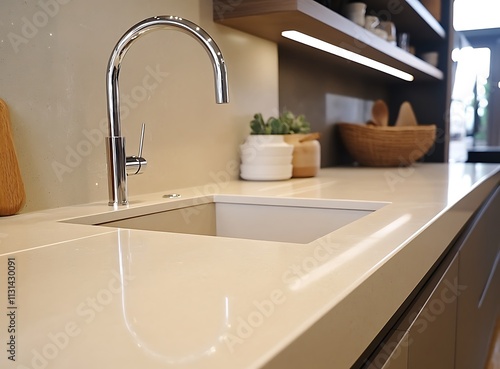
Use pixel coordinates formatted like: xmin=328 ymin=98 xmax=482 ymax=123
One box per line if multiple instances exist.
xmin=240 ymin=135 xmax=293 ymax=181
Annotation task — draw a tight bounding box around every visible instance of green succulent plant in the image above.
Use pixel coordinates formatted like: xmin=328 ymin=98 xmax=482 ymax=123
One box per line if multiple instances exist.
xmin=250 ymin=113 xmax=290 ymax=134
xmin=279 ymin=110 xmax=311 ymax=134
xmin=249 ymin=110 xmax=310 ymax=135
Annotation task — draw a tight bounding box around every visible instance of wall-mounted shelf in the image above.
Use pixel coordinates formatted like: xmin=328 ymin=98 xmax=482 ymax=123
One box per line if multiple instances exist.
xmin=214 ymin=0 xmax=444 ymax=81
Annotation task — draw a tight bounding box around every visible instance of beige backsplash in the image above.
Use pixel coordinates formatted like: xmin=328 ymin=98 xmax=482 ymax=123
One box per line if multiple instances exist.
xmin=0 ymin=0 xmax=279 ymax=212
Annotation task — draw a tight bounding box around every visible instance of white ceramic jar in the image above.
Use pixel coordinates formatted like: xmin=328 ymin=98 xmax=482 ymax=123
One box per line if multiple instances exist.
xmin=240 ymin=135 xmax=293 ymax=181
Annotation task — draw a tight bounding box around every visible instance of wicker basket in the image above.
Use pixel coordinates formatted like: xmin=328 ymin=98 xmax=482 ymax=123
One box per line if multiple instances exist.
xmin=337 ymin=123 xmax=437 ymax=167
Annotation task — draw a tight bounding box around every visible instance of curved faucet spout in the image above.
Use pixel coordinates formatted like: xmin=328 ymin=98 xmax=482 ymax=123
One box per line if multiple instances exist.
xmin=105 ymin=16 xmax=229 ymax=206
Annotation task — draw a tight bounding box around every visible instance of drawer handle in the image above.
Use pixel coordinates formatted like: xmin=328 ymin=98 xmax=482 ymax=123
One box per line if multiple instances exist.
xmin=478 ymin=249 xmax=500 ymax=308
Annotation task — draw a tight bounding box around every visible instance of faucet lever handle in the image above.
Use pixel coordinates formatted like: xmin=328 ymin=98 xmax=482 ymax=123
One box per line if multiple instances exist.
xmin=126 ymin=123 xmax=147 ymax=176
xmin=138 ymin=123 xmax=145 ymax=158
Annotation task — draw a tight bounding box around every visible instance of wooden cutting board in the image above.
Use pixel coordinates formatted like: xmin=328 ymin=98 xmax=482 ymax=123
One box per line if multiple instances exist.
xmin=0 ymin=98 xmax=26 ymax=215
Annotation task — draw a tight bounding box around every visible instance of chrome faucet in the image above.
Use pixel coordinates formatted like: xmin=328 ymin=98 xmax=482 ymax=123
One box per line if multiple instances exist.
xmin=105 ymin=16 xmax=229 ymax=206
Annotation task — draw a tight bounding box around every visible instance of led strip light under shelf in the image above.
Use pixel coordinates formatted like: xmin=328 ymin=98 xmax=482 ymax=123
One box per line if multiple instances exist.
xmin=281 ymin=30 xmax=414 ymax=82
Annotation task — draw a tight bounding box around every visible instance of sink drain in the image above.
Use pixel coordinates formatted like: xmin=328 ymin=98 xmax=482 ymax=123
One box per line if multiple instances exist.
xmin=163 ymin=193 xmax=181 ymax=199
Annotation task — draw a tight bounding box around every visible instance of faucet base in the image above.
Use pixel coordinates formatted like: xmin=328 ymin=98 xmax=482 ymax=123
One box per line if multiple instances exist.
xmin=106 ymin=137 xmax=128 ymax=206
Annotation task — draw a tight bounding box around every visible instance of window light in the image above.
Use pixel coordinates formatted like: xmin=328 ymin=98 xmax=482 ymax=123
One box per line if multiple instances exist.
xmin=281 ymin=30 xmax=414 ymax=82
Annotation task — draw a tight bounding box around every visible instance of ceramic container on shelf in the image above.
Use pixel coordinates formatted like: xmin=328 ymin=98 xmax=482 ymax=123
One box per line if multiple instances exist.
xmin=343 ymin=2 xmax=367 ymax=26
xmin=284 ymin=133 xmax=321 ymax=178
xmin=421 ymin=51 xmax=439 ymax=67
xmin=240 ymin=135 xmax=293 ymax=181
xmin=379 ymin=21 xmax=397 ymax=44
xmin=364 ymin=15 xmax=380 ymax=30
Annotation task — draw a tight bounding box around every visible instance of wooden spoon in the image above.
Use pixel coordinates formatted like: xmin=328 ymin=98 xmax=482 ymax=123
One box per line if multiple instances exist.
xmin=395 ymin=101 xmax=418 ymax=126
xmin=371 ymin=100 xmax=389 ymax=126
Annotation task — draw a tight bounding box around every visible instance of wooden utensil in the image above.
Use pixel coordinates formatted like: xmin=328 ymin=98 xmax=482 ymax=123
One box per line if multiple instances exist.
xmin=0 ymin=99 xmax=26 ymax=215
xmin=395 ymin=101 xmax=418 ymax=126
xmin=371 ymin=99 xmax=389 ymax=126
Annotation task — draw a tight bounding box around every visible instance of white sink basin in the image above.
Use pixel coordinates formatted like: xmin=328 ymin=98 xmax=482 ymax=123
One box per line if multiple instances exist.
xmin=66 ymin=195 xmax=387 ymax=244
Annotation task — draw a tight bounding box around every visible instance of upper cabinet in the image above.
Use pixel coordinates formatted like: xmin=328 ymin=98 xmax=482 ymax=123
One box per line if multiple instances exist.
xmin=213 ymin=0 xmax=445 ymax=81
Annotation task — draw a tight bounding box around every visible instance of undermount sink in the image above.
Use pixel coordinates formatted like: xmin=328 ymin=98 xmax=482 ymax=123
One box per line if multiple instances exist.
xmin=65 ymin=195 xmax=387 ymax=244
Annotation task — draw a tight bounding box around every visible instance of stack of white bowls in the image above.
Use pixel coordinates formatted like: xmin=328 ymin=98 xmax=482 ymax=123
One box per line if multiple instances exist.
xmin=240 ymin=135 xmax=293 ymax=180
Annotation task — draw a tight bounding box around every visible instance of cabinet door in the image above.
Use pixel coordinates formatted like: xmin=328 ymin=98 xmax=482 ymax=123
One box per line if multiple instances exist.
xmin=407 ymin=255 xmax=458 ymax=369
xmin=381 ymin=331 xmax=409 ymax=369
xmin=456 ymin=187 xmax=500 ymax=369
xmin=366 ymin=330 xmax=409 ymax=369
xmin=366 ymin=255 xmax=458 ymax=369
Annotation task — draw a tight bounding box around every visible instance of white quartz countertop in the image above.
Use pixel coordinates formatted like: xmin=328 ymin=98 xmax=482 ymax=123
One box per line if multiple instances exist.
xmin=0 ymin=163 xmax=499 ymax=369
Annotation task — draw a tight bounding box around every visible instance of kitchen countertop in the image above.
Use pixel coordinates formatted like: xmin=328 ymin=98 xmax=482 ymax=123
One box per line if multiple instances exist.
xmin=0 ymin=163 xmax=499 ymax=369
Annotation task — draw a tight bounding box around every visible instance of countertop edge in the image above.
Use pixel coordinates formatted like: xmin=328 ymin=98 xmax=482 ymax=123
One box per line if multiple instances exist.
xmin=258 ymin=168 xmax=500 ymax=369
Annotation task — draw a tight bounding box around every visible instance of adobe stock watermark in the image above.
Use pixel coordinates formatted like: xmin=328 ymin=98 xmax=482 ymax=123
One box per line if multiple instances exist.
xmin=384 ymin=126 xmax=445 ymax=192
xmin=51 ymin=64 xmax=169 ymax=182
xmin=223 ymin=237 xmax=341 ymax=353
xmin=368 ymin=276 xmax=467 ymax=368
xmin=7 ymin=0 xmax=73 ymax=54
xmin=15 ymin=270 xmax=134 ymax=369
xmin=179 ymin=158 xmax=239 ymax=225
xmin=180 ymin=133 xmax=284 ymax=226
